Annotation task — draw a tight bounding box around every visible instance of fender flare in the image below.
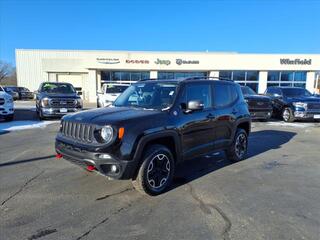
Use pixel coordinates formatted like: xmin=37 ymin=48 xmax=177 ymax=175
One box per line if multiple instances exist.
xmin=132 ymin=130 xmax=182 ymax=165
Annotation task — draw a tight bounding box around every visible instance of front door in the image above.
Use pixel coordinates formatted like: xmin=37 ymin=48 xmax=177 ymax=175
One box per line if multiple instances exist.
xmin=179 ymin=83 xmax=215 ymax=160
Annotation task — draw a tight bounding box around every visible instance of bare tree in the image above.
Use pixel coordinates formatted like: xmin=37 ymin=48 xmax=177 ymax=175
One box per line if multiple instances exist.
xmin=0 ymin=61 xmax=13 ymax=82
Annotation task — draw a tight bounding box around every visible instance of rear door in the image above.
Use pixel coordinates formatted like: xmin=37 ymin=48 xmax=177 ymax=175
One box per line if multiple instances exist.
xmin=179 ymin=82 xmax=215 ymax=160
xmin=212 ymin=82 xmax=239 ymax=149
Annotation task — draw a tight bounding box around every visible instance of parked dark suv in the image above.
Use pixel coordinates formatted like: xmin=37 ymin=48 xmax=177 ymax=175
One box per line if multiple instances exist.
xmin=265 ymin=86 xmax=320 ymax=122
xmin=241 ymin=86 xmax=272 ymax=120
xmin=55 ymin=78 xmax=251 ymax=195
xmin=36 ymin=82 xmax=83 ymax=120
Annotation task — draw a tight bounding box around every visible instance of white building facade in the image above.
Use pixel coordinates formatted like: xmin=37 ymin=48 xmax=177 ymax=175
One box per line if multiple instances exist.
xmin=16 ymin=49 xmax=320 ymax=103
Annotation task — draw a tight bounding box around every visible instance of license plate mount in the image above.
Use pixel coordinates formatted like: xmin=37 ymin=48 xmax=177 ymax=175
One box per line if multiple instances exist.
xmin=60 ymin=108 xmax=68 ymax=113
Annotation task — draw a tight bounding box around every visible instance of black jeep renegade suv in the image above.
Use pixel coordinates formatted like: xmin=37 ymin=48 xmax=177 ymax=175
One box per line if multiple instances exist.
xmin=55 ymin=78 xmax=251 ymax=195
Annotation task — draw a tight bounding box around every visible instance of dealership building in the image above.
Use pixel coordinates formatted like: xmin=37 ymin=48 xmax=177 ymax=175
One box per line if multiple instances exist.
xmin=16 ymin=49 xmax=320 ymax=103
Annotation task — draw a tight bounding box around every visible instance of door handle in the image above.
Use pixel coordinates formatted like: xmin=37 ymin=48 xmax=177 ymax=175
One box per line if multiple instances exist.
xmin=207 ymin=113 xmax=216 ymax=119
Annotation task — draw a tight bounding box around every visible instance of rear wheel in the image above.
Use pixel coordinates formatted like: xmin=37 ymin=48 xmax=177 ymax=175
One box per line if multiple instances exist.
xmin=282 ymin=107 xmax=294 ymax=122
xmin=132 ymin=144 xmax=175 ymax=196
xmin=226 ymin=128 xmax=248 ymax=162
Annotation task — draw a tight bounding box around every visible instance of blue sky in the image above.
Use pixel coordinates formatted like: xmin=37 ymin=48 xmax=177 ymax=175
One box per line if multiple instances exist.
xmin=0 ymin=0 xmax=319 ymax=65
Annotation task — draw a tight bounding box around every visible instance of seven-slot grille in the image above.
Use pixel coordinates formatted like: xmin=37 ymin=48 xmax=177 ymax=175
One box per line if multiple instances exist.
xmin=307 ymin=102 xmax=320 ymax=110
xmin=247 ymin=100 xmax=271 ymax=109
xmin=61 ymin=121 xmax=95 ymax=143
xmin=50 ymin=99 xmax=77 ymax=108
xmin=0 ymin=98 xmax=4 ymax=105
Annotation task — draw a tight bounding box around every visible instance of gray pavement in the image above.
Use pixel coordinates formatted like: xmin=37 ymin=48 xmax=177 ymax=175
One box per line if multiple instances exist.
xmin=1 ymin=110 xmax=320 ymax=240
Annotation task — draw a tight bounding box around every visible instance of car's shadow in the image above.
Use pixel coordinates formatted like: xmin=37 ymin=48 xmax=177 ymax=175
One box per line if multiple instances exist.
xmin=168 ymin=129 xmax=296 ymax=192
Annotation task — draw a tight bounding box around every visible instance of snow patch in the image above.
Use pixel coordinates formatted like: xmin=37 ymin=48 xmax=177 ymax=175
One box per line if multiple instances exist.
xmin=0 ymin=120 xmax=58 ymax=133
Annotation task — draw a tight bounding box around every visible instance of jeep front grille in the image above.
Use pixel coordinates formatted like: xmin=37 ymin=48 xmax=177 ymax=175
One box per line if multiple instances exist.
xmin=0 ymin=98 xmax=4 ymax=105
xmin=50 ymin=99 xmax=77 ymax=108
xmin=61 ymin=121 xmax=95 ymax=143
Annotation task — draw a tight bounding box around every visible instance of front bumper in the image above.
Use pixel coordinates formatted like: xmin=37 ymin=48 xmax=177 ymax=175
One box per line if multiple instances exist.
xmin=0 ymin=104 xmax=14 ymax=117
xmin=41 ymin=107 xmax=82 ymax=117
xmin=249 ymin=109 xmax=273 ymax=120
xmin=293 ymin=110 xmax=320 ymax=120
xmin=55 ymin=139 xmax=138 ymax=180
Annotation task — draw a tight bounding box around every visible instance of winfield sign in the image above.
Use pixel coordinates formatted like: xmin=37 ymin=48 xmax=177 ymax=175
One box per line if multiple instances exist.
xmin=280 ymin=58 xmax=312 ymax=65
xmin=96 ymin=58 xmax=120 ymax=64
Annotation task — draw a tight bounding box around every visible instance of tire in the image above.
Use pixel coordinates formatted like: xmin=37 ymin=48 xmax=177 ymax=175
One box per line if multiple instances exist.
xmin=4 ymin=114 xmax=14 ymax=122
xmin=282 ymin=107 xmax=295 ymax=122
xmin=132 ymin=144 xmax=175 ymax=196
xmin=226 ymin=128 xmax=248 ymax=162
xmin=38 ymin=109 xmax=46 ymax=121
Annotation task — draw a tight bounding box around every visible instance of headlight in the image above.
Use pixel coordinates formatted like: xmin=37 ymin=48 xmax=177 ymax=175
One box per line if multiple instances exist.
xmin=293 ymin=102 xmax=307 ymax=109
xmin=41 ymin=97 xmax=50 ymax=107
xmin=101 ymin=125 xmax=113 ymax=143
xmin=76 ymin=98 xmax=83 ymax=107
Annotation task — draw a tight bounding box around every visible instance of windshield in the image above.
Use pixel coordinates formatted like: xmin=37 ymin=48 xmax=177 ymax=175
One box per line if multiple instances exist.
xmin=41 ymin=83 xmax=76 ymax=94
xmin=241 ymin=86 xmax=257 ymax=95
xmin=19 ymin=87 xmax=29 ymax=91
xmin=114 ymin=82 xmax=178 ymax=109
xmin=105 ymin=84 xmax=129 ymax=94
xmin=282 ymin=88 xmax=312 ymax=97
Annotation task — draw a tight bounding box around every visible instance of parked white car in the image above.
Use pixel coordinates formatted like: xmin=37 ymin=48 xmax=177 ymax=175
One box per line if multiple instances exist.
xmin=97 ymin=83 xmax=130 ymax=107
xmin=0 ymin=86 xmax=14 ymax=121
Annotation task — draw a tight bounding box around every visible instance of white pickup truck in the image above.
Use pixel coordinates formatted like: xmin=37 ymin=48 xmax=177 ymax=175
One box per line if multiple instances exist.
xmin=0 ymin=86 xmax=14 ymax=121
xmin=97 ymin=83 xmax=130 ymax=108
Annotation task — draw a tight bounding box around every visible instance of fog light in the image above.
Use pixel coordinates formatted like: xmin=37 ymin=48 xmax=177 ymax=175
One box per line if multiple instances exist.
xmin=98 ymin=154 xmax=111 ymax=159
xmin=111 ymin=164 xmax=118 ymax=173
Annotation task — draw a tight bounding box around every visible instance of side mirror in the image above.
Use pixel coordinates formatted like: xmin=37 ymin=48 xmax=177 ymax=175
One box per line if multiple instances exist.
xmin=187 ymin=100 xmax=204 ymax=112
xmin=77 ymin=91 xmax=82 ymax=96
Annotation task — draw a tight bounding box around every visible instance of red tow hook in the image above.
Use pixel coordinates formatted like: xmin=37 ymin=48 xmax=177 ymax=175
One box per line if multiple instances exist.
xmin=56 ymin=153 xmax=63 ymax=159
xmin=87 ymin=165 xmax=96 ymax=171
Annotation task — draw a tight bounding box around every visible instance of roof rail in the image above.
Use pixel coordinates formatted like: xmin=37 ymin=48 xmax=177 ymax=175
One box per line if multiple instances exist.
xmin=183 ymin=76 xmax=233 ymax=82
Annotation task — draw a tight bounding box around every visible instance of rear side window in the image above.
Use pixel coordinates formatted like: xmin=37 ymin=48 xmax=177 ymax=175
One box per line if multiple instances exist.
xmin=183 ymin=83 xmax=212 ymax=109
xmin=213 ymin=83 xmax=238 ymax=108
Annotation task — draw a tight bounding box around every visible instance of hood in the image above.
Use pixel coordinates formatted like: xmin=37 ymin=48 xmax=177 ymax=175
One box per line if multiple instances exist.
xmin=41 ymin=92 xmax=80 ymax=98
xmin=286 ymin=96 xmax=320 ymax=103
xmin=64 ymin=106 xmax=165 ymax=125
xmin=244 ymin=94 xmax=271 ymax=101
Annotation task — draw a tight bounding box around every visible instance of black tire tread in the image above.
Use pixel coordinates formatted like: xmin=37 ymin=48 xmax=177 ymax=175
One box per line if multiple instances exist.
xmin=226 ymin=128 xmax=248 ymax=162
xmin=132 ymin=144 xmax=174 ymax=196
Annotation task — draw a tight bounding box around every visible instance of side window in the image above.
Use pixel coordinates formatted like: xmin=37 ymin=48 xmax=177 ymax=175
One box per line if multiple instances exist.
xmin=213 ymin=83 xmax=238 ymax=108
xmin=185 ymin=84 xmax=212 ymax=109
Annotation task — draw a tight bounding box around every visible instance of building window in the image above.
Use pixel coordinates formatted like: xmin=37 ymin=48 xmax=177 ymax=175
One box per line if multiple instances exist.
xmin=267 ymin=71 xmax=307 ymax=88
xmin=158 ymin=71 xmax=208 ymax=79
xmin=101 ymin=71 xmax=150 ymax=82
xmin=219 ymin=70 xmax=259 ymax=92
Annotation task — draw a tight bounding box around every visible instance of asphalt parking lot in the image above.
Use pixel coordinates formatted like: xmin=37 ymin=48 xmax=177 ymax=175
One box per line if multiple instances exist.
xmin=1 ymin=104 xmax=320 ymax=240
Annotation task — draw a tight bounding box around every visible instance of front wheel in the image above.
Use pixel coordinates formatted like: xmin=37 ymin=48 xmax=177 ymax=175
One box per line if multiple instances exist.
xmin=226 ymin=129 xmax=248 ymax=162
xmin=132 ymin=144 xmax=175 ymax=196
xmin=282 ymin=107 xmax=295 ymax=122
